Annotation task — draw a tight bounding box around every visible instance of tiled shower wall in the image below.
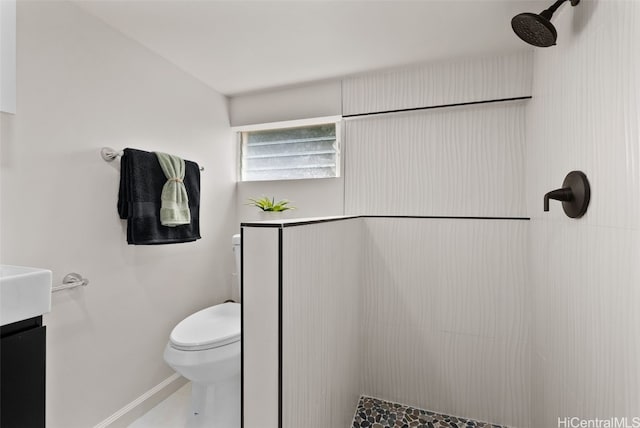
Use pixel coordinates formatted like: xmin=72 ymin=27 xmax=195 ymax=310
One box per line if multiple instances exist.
xmin=342 ymin=51 xmax=532 ymax=116
xmin=281 ymin=220 xmax=363 ymax=428
xmin=343 ymin=52 xmax=530 ymax=219
xmin=243 ymin=217 xmax=529 ymax=428
xmin=527 ymin=2 xmax=640 ymax=425
xmin=344 ymin=101 xmax=527 ymax=217
xmin=242 ymin=219 xmax=363 ymax=428
xmin=362 ymin=218 xmax=529 ymax=427
xmin=343 ymin=52 xmax=532 ymax=426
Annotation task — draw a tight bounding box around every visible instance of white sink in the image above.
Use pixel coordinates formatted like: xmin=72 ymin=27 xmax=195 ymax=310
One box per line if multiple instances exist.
xmin=0 ymin=265 xmax=52 ymax=326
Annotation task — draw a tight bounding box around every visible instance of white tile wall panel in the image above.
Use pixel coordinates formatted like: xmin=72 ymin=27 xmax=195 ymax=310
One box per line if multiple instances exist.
xmin=527 ymin=1 xmax=640 ymax=424
xmin=526 ymin=2 xmax=640 ymax=229
xmin=362 ymin=218 xmax=530 ymax=428
xmin=244 ymin=216 xmax=531 ymax=427
xmin=437 ymin=334 xmax=530 ymax=427
xmin=342 ymin=51 xmax=532 ymax=116
xmin=530 ymin=222 xmax=640 ymax=426
xmin=242 ymin=227 xmax=281 ymax=428
xmin=281 ymin=219 xmax=363 ymax=428
xmin=345 ymin=101 xmax=527 ymax=217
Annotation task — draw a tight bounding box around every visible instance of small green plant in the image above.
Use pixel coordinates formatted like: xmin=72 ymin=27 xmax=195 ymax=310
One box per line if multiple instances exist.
xmin=247 ymin=197 xmax=295 ymax=212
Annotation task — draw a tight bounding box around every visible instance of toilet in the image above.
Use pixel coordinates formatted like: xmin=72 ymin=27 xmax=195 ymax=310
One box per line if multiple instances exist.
xmin=164 ymin=234 xmax=241 ymax=428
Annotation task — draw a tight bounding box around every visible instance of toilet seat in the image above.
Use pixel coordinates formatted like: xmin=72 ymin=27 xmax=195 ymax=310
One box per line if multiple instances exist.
xmin=169 ymin=302 xmax=240 ymax=351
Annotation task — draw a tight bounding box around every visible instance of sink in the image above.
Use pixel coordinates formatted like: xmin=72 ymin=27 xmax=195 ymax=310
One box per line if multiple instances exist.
xmin=1 ymin=265 xmax=52 ymax=326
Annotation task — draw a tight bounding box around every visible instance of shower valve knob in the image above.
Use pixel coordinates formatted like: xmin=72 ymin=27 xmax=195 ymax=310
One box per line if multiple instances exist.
xmin=543 ymin=188 xmax=573 ymax=211
xmin=543 ymin=171 xmax=590 ymax=218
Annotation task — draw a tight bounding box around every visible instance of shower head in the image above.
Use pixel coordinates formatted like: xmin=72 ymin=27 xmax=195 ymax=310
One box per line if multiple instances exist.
xmin=511 ymin=12 xmax=557 ymax=47
xmin=511 ymin=0 xmax=580 ymax=47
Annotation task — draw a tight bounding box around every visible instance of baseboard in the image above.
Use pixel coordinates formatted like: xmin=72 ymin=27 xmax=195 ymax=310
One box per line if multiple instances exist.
xmin=93 ymin=372 xmax=188 ymax=428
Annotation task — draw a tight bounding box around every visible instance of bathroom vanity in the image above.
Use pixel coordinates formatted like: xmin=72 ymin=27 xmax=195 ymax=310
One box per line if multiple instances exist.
xmin=1 ymin=316 xmax=46 ymax=427
xmin=0 ymin=265 xmax=52 ymax=428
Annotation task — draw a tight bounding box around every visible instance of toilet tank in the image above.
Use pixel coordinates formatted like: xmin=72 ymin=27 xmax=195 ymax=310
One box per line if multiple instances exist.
xmin=232 ymin=234 xmax=241 ymax=296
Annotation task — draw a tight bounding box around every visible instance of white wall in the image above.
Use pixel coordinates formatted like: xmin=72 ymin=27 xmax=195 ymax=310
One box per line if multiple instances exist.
xmin=527 ymin=1 xmax=640 ymax=425
xmin=229 ymin=80 xmax=341 ymax=127
xmin=231 ymin=81 xmax=345 ymax=223
xmin=0 ymin=0 xmax=16 ymax=113
xmin=236 ymin=178 xmax=344 ymax=223
xmin=0 ymin=2 xmax=235 ymax=427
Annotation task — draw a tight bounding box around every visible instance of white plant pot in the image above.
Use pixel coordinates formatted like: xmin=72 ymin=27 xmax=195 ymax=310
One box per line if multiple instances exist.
xmin=258 ymin=210 xmax=294 ymax=221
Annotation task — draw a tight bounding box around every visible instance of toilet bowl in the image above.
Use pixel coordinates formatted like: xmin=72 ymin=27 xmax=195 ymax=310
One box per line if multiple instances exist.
xmin=163 ymin=235 xmax=241 ymax=428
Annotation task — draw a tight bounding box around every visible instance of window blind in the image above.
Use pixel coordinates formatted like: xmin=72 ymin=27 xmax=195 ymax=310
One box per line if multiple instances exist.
xmin=241 ymin=123 xmax=339 ymax=181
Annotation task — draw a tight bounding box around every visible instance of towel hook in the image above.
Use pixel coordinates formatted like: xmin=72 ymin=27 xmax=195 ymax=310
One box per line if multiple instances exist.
xmin=100 ymin=147 xmax=204 ymax=171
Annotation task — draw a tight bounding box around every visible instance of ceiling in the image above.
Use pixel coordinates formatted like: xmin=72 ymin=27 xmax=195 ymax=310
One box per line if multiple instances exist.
xmin=76 ymin=0 xmax=544 ymax=96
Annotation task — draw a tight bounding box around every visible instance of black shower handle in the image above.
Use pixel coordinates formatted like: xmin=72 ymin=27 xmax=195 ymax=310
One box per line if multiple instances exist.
xmin=543 ymin=188 xmax=574 ymax=211
xmin=543 ymin=171 xmax=590 ymax=218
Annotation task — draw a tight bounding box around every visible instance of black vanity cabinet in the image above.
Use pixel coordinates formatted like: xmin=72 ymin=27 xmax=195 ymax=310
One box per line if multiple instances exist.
xmin=0 ymin=316 xmax=46 ymax=428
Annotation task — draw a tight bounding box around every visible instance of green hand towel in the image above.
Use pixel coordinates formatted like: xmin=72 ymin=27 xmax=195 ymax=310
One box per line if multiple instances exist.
xmin=154 ymin=152 xmax=191 ymax=227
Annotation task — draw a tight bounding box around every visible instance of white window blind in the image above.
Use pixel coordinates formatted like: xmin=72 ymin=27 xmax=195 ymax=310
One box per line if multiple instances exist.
xmin=240 ymin=121 xmax=339 ymax=181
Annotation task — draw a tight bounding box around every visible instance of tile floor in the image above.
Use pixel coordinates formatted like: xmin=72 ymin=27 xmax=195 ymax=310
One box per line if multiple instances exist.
xmin=129 ymin=384 xmax=506 ymax=428
xmin=351 ymin=396 xmax=506 ymax=428
xmin=128 ymin=382 xmax=190 ymax=428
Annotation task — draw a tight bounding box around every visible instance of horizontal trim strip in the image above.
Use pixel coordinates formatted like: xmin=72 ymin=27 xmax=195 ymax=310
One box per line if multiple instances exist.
xmin=342 ymin=96 xmax=532 ymax=118
xmin=246 ymin=164 xmax=335 ymax=172
xmin=245 ymin=150 xmax=336 ymax=159
xmin=246 ymin=136 xmax=336 ymax=147
xmin=241 ymin=215 xmax=530 ymax=228
xmin=242 ymin=216 xmax=359 ymax=228
xmin=364 ymin=215 xmax=530 ymax=220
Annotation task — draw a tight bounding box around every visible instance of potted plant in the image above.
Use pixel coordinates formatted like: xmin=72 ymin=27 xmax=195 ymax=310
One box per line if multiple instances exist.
xmin=247 ymin=197 xmax=296 ymax=220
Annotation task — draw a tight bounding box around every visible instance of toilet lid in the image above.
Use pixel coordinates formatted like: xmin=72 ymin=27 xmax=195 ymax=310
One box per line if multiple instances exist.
xmin=170 ymin=302 xmax=240 ymax=351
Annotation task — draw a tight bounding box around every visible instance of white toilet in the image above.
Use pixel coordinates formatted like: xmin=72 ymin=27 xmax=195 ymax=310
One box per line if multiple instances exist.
xmin=164 ymin=234 xmax=241 ymax=428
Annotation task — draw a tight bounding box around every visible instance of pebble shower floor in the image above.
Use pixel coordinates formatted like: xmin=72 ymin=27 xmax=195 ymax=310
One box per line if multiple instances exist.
xmin=351 ymin=396 xmax=506 ymax=428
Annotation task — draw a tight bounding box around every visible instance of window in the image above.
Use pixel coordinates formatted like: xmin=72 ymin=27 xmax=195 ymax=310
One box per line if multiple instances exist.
xmin=238 ymin=118 xmax=340 ymax=181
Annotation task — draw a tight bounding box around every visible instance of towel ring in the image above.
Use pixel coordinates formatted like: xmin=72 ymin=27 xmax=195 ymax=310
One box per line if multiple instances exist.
xmin=101 ymin=147 xmax=205 ymax=171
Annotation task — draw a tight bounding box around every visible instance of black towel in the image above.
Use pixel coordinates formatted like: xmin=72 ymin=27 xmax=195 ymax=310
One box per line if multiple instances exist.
xmin=117 ymin=148 xmax=201 ymax=245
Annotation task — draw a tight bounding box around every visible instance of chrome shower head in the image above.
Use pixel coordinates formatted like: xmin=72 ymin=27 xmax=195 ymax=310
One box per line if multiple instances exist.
xmin=511 ymin=0 xmax=580 ymax=47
